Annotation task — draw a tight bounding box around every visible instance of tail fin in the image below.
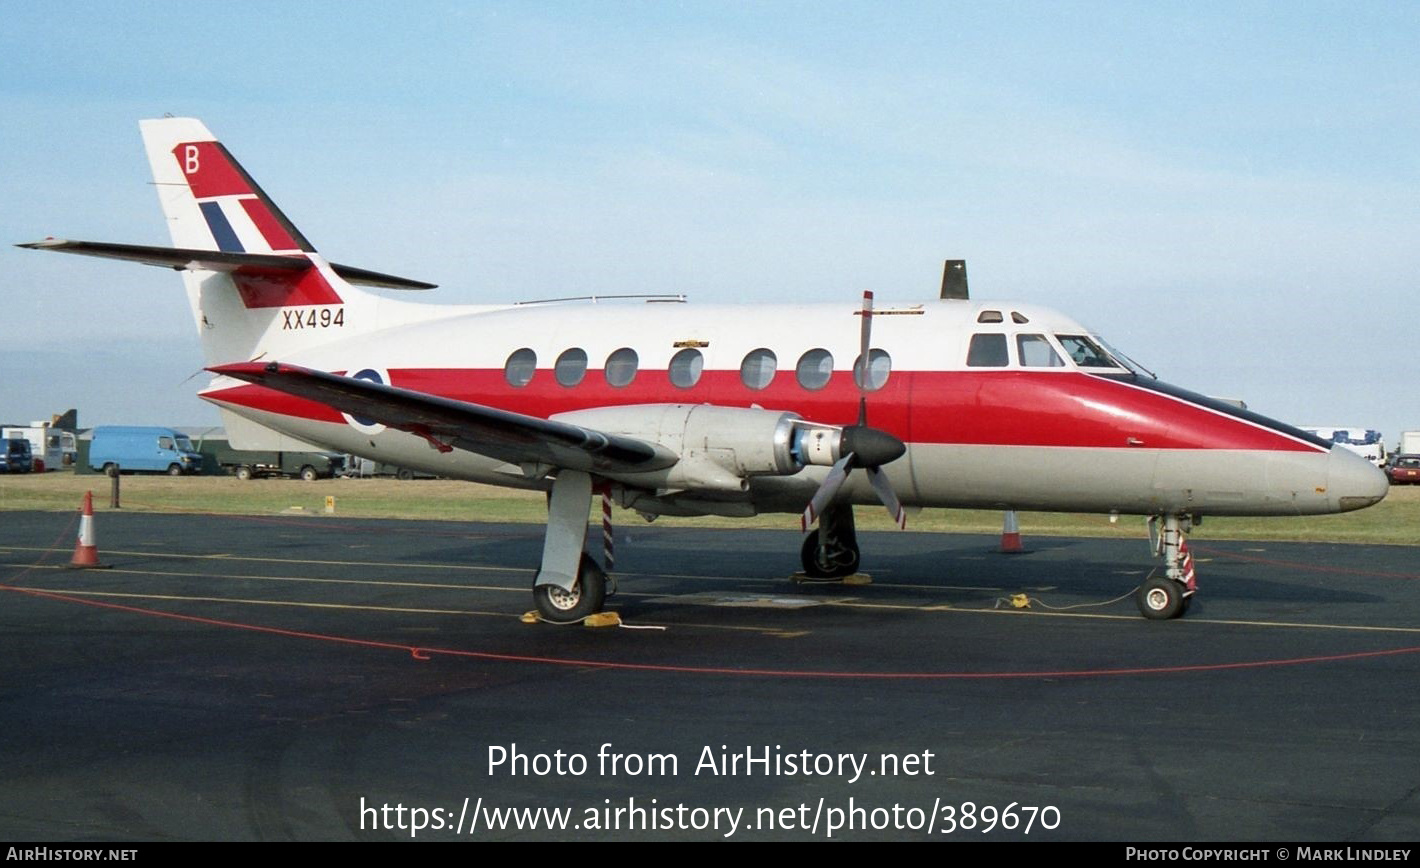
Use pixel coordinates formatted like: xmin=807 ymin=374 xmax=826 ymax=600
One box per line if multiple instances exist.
xmin=140 ymin=118 xmax=315 ymax=256
xmin=21 ymin=118 xmax=441 ymax=451
xmin=22 ymin=117 xmax=434 ymax=358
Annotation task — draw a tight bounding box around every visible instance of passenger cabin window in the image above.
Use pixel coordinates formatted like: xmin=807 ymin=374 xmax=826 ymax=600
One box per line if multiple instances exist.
xmin=740 ymin=348 xmax=777 ymax=390
xmin=604 ymin=348 xmax=638 ymax=387
xmin=668 ymin=348 xmax=703 ymax=388
xmin=504 ymin=348 xmax=537 ymax=387
xmin=1017 ymin=334 xmax=1065 ymax=367
xmin=554 ymin=348 xmax=588 ymax=386
xmin=1055 ymin=335 xmax=1116 ymax=368
xmin=796 ymin=348 xmax=834 ymax=390
xmin=853 ymin=349 xmax=892 ymax=391
xmin=976 ymin=310 xmax=1004 ymax=324
xmin=966 ymin=334 xmax=1009 ymax=367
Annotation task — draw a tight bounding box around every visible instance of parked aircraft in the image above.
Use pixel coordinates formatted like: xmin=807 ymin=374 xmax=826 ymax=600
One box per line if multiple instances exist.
xmin=20 ymin=119 xmax=1389 ymax=622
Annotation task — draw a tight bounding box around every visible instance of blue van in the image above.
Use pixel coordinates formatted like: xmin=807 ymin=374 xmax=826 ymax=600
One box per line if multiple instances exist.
xmin=89 ymin=426 xmax=204 ymax=476
xmin=1 ymin=438 xmax=33 ymax=473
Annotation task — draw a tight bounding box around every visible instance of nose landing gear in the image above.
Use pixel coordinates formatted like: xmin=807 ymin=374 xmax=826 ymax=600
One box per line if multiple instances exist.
xmin=1140 ymin=514 xmax=1197 ymax=620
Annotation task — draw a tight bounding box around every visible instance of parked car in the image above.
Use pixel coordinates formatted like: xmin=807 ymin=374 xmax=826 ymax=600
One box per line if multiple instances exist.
xmin=1384 ymin=454 xmax=1420 ymax=485
xmin=1 ymin=438 xmax=33 ymax=473
xmin=343 ymin=456 xmax=437 ymax=480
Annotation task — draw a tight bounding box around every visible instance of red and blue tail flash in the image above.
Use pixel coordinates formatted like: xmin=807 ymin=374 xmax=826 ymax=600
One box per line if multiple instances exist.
xmin=169 ymin=139 xmax=342 ymax=308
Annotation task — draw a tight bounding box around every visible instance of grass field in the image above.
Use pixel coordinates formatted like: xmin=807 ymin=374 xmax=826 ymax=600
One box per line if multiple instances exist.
xmin=3 ymin=471 xmax=1417 ymax=545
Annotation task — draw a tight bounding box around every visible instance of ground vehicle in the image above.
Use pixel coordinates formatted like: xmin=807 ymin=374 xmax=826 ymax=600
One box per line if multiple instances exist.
xmin=2 ymin=424 xmax=64 ymax=471
xmin=1401 ymin=431 xmax=1420 ymax=456
xmin=1385 ymin=454 xmax=1420 ymax=485
xmin=88 ymin=426 xmax=203 ymax=476
xmin=1301 ymin=427 xmax=1386 ymax=467
xmin=344 ymin=456 xmax=435 ymax=480
xmin=1 ymin=439 xmax=33 ymax=473
xmin=213 ymin=447 xmax=344 ymax=480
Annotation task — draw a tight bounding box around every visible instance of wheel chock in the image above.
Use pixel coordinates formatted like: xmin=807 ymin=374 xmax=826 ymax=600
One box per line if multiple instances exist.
xmin=584 ymin=612 xmax=622 ymax=628
xmin=520 ymin=611 xmax=541 ymax=624
xmin=1009 ymin=594 xmax=1031 ymax=609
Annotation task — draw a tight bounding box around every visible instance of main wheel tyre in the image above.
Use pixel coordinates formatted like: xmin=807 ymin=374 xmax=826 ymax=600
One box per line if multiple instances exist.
xmin=395 ymin=468 xmax=414 ymax=481
xmin=1136 ymin=576 xmax=1186 ymax=620
xmin=800 ymin=533 xmax=860 ymax=579
xmin=533 ymin=554 xmax=607 ymax=623
xmin=235 ymin=465 xmax=253 ymax=481
xmin=299 ymin=465 xmax=318 ymax=482
xmin=167 ymin=463 xmax=183 ymax=476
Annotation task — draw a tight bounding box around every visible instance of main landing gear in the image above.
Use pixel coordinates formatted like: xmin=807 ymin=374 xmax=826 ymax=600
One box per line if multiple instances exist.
xmin=1139 ymin=513 xmax=1197 ymax=620
xmin=800 ymin=505 xmax=861 ymax=578
xmin=532 ymin=470 xmax=611 ymax=623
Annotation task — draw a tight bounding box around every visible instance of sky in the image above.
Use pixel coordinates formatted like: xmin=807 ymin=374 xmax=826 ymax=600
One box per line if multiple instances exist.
xmin=2 ymin=2 xmax=1417 ymax=444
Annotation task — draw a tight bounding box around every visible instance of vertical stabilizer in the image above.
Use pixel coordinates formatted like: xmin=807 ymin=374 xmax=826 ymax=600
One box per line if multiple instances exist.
xmin=137 ymin=118 xmax=375 ymax=366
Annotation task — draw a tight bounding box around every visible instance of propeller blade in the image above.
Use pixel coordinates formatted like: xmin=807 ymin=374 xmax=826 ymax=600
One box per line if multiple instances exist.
xmin=859 ymin=290 xmax=874 ymax=373
xmin=866 ymin=466 xmax=907 ymax=530
xmin=800 ymin=453 xmax=854 ymax=531
xmin=857 ymin=290 xmax=874 ymax=426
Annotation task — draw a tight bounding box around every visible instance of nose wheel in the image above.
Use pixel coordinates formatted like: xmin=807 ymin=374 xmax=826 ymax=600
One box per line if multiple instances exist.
xmin=1136 ymin=575 xmax=1192 ymax=619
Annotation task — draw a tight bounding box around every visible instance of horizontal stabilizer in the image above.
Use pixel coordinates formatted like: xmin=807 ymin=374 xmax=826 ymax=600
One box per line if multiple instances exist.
xmin=16 ymin=238 xmax=436 ymax=290
xmin=209 ymin=362 xmax=678 ymax=475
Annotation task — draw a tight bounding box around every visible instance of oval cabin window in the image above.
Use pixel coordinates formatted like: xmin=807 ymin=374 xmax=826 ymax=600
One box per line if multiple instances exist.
xmin=554 ymin=348 xmax=588 ymax=387
xmin=504 ymin=348 xmax=537 ymax=387
xmin=668 ymin=348 xmax=704 ymax=388
xmin=740 ymin=348 xmax=777 ymax=390
xmin=796 ymin=348 xmax=834 ymax=390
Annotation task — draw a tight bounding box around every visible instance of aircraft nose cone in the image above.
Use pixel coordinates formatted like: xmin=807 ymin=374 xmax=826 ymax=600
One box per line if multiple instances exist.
xmin=1328 ymin=446 xmax=1388 ymax=512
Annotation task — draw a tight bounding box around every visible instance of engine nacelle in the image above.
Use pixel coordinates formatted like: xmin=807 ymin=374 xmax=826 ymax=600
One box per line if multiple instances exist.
xmin=552 ymin=404 xmax=842 ymax=492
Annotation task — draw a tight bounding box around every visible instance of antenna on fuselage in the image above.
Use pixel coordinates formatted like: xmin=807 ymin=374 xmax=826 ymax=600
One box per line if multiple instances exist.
xmin=940 ymin=259 xmax=968 ymax=300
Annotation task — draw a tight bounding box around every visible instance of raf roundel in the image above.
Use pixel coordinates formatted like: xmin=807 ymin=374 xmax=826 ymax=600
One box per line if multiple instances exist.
xmin=341 ymin=368 xmax=390 ymax=435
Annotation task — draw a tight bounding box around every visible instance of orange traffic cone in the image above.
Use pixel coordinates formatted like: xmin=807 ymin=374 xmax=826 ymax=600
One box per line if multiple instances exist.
xmin=999 ymin=509 xmax=1025 ymax=554
xmin=68 ymin=491 xmax=110 ymax=569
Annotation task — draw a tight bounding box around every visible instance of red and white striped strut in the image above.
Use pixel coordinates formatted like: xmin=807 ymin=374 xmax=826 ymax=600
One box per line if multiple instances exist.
xmin=599 ymin=485 xmax=614 ymax=572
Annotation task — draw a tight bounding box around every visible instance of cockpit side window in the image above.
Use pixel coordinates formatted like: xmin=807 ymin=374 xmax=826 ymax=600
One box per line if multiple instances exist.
xmin=966 ymin=333 xmax=1009 ymax=367
xmin=1017 ymin=334 xmax=1065 ymax=367
xmin=1055 ymin=334 xmax=1117 ymax=368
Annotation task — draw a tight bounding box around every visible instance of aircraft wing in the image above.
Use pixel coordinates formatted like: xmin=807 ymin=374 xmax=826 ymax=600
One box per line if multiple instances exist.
xmin=208 ymin=362 xmax=678 ymax=474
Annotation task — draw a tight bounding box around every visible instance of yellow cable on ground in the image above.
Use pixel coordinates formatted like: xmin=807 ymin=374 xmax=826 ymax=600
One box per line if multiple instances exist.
xmin=519 ymin=610 xmax=666 ymax=631
xmin=790 ymin=572 xmax=873 ymax=586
